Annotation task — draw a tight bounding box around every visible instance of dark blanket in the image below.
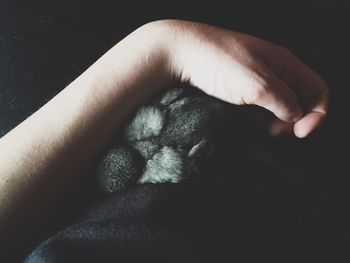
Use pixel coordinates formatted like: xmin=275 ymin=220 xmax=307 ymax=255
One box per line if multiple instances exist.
xmin=1 ymin=1 xmax=350 ymax=262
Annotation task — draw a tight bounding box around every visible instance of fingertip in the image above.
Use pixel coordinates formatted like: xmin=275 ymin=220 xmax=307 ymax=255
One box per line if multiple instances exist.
xmin=293 ymin=125 xmax=309 ymax=138
xmin=293 ymin=111 xmax=326 ymax=138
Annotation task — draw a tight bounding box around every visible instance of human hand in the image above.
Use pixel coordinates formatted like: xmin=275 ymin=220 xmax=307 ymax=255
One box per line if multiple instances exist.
xmin=158 ymin=20 xmax=328 ymax=138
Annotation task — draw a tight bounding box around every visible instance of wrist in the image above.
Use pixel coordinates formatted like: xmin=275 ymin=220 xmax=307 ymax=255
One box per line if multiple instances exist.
xmin=130 ymin=21 xmax=174 ymax=81
xmin=138 ymin=20 xmax=189 ymax=83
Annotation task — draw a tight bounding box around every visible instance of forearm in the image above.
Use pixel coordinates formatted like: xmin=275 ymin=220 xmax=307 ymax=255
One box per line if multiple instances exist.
xmin=0 ymin=22 xmax=171 ymax=240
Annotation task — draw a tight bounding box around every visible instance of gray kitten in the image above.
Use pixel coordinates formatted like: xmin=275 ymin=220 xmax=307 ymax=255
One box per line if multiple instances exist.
xmin=96 ymin=86 xmax=227 ymax=193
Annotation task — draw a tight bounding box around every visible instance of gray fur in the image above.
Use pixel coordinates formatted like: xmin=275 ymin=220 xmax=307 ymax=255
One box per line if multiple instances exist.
xmin=160 ymin=87 xmax=183 ymax=105
xmin=168 ymin=97 xmax=190 ymax=111
xmin=160 ymin=96 xmax=222 ymax=147
xmin=138 ymin=146 xmax=183 ymax=184
xmin=125 ymin=106 xmax=165 ymax=141
xmin=97 ymin=145 xmax=145 ymax=193
xmin=132 ymin=140 xmax=159 ymax=160
xmin=97 ymin=86 xmax=227 ymax=193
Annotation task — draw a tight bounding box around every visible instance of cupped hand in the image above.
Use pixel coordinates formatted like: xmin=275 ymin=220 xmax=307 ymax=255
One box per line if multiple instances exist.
xmin=160 ymin=20 xmax=328 ymax=138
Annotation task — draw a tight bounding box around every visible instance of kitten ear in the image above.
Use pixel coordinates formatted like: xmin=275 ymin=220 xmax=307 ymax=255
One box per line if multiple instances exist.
xmin=187 ymin=139 xmax=214 ymax=175
xmin=188 ymin=139 xmax=212 ymax=158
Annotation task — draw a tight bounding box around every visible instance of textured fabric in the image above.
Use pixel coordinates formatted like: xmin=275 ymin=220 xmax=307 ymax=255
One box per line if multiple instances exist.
xmin=1 ymin=1 xmax=350 ymax=262
xmin=24 ymin=179 xmax=350 ymax=262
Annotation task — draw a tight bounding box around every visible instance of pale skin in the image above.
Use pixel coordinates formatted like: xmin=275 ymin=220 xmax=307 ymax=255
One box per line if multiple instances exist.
xmin=0 ymin=20 xmax=328 ymax=248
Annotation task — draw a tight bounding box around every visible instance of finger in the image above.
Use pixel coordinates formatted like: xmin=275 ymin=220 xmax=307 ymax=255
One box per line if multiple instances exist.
xmin=294 ymin=111 xmax=326 ymax=138
xmin=282 ymin=59 xmax=328 ymax=136
xmin=284 ymin=58 xmax=328 ymax=112
xmin=263 ymin=47 xmax=329 ymax=127
xmin=248 ymin=67 xmax=303 ymax=123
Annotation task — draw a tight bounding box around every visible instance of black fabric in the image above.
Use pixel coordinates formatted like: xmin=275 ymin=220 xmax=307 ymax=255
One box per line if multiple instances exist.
xmin=23 ymin=180 xmax=350 ymax=262
xmin=1 ymin=1 xmax=350 ymax=262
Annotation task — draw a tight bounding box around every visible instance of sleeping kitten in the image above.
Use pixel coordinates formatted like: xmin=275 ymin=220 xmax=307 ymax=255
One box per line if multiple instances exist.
xmin=97 ymin=85 xmax=227 ymax=193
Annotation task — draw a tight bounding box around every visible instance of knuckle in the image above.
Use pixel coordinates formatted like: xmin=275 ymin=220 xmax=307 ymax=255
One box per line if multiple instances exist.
xmin=242 ymin=71 xmax=271 ymax=105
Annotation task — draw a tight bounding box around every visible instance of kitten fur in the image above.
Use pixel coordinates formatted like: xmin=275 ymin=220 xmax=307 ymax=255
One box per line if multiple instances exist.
xmin=96 ymin=86 xmax=227 ymax=193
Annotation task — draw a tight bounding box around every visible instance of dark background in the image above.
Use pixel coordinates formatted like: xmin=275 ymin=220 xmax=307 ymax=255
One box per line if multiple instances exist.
xmin=1 ymin=0 xmax=350 ymax=262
